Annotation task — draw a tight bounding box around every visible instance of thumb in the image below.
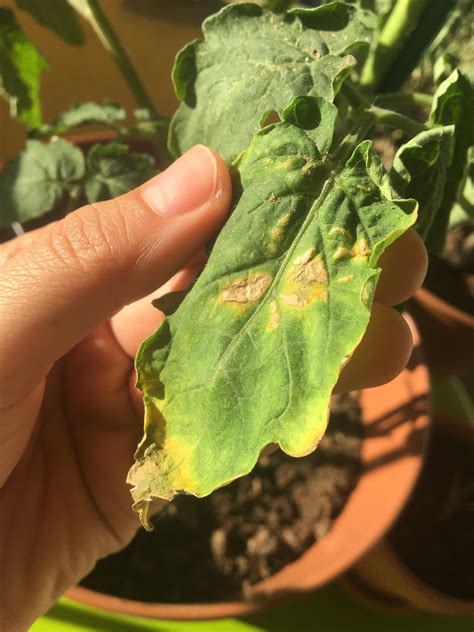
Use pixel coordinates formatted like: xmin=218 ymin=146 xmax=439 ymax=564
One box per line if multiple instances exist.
xmin=0 ymin=145 xmax=231 ymax=406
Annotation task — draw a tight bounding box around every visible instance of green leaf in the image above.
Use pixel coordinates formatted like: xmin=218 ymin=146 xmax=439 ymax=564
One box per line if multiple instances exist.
xmin=15 ymin=0 xmax=85 ymax=46
xmin=85 ymin=142 xmax=156 ymax=203
xmin=263 ymin=0 xmax=295 ymax=12
xmin=0 ymin=7 xmax=48 ymax=128
xmin=128 ymin=121 xmax=417 ymax=527
xmin=0 ymin=138 xmax=85 ymax=227
xmin=36 ymin=100 xmax=126 ymax=137
xmin=426 ymin=69 xmax=474 ymax=251
xmin=449 ymin=146 xmax=474 ymax=226
xmin=391 ymin=126 xmax=454 ymax=242
xmin=169 ymin=2 xmax=375 ymax=163
xmin=433 ymin=52 xmax=459 ymax=86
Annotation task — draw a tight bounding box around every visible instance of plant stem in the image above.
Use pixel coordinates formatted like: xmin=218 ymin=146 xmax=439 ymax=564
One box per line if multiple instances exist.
xmin=370 ymin=105 xmax=425 ymax=136
xmin=342 ymin=81 xmax=426 ymax=136
xmin=360 ymin=0 xmax=430 ymax=90
xmin=79 ymin=0 xmax=158 ymax=116
xmin=375 ymin=91 xmax=433 ymax=108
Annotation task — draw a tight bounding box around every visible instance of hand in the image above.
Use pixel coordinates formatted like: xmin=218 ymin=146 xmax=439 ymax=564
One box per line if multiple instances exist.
xmin=0 ymin=145 xmax=426 ymax=631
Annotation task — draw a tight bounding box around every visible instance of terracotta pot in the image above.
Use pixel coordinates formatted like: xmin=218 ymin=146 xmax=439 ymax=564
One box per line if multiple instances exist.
xmin=344 ymin=412 xmax=474 ymax=614
xmin=66 ymin=316 xmax=430 ymax=621
xmin=410 ymin=287 xmax=474 ymax=378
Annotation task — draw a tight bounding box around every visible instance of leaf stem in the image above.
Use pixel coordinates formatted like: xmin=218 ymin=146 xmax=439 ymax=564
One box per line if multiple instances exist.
xmin=375 ymin=91 xmax=433 ymax=108
xmin=78 ymin=0 xmax=158 ymax=116
xmin=360 ymin=0 xmax=430 ymax=90
xmin=370 ymin=106 xmax=426 ymax=136
xmin=342 ymin=81 xmax=426 ymax=136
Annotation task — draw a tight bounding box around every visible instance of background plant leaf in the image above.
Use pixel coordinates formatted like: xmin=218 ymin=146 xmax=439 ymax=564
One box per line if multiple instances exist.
xmin=449 ymin=145 xmax=474 ymax=226
xmin=425 ymin=69 xmax=474 ymax=251
xmin=0 ymin=7 xmax=48 ymax=128
xmin=169 ymin=2 xmax=375 ymax=163
xmin=263 ymin=0 xmax=295 ymax=13
xmin=85 ymin=142 xmax=156 ymax=203
xmin=391 ymin=126 xmax=454 ymax=242
xmin=0 ymin=138 xmax=85 ymax=227
xmin=15 ymin=0 xmax=85 ymax=46
xmin=128 ymin=122 xmax=417 ymax=527
xmin=35 ymin=100 xmax=126 ymax=137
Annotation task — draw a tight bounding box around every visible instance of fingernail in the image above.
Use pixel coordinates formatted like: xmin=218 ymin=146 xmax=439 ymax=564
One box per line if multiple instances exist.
xmin=140 ymin=145 xmax=218 ymax=217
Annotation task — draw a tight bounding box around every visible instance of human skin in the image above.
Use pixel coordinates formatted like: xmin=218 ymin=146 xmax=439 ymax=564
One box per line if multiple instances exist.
xmin=0 ymin=145 xmax=427 ymax=631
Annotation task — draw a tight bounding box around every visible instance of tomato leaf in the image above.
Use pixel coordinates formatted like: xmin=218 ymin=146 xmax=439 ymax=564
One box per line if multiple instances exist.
xmin=0 ymin=138 xmax=85 ymax=227
xmin=426 ymin=69 xmax=474 ymax=251
xmin=168 ymin=2 xmax=375 ymax=163
xmin=35 ymin=100 xmax=127 ymax=137
xmin=0 ymin=7 xmax=48 ymax=128
xmin=85 ymin=142 xmax=156 ymax=203
xmin=128 ymin=121 xmax=417 ymax=528
xmin=14 ymin=0 xmax=85 ymax=46
xmin=391 ymin=126 xmax=454 ymax=241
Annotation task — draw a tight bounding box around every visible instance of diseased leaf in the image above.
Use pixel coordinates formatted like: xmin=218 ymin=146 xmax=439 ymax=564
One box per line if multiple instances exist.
xmin=169 ymin=2 xmax=375 ymax=162
xmin=128 ymin=121 xmax=417 ymax=527
xmin=85 ymin=142 xmax=156 ymax=203
xmin=152 ymin=290 xmax=190 ymax=316
xmin=391 ymin=126 xmax=454 ymax=241
xmin=282 ymin=95 xmax=338 ymax=154
xmin=15 ymin=0 xmax=85 ymax=46
xmin=426 ymin=69 xmax=474 ymax=251
xmin=0 ymin=7 xmax=48 ymax=128
xmin=36 ymin=100 xmax=126 ymax=137
xmin=0 ymin=138 xmax=85 ymax=227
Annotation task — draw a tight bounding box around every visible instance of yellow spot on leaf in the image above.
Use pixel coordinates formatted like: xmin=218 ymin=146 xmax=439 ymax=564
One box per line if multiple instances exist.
xmin=268 ymin=212 xmax=291 ymax=252
xmin=337 ymin=275 xmax=354 ymax=283
xmin=355 ymin=239 xmax=371 ymax=258
xmin=222 ymin=273 xmax=272 ymax=304
xmin=267 ymin=300 xmax=280 ymax=331
xmin=333 ymin=246 xmax=354 ymax=261
xmin=329 ymin=226 xmax=352 ymax=240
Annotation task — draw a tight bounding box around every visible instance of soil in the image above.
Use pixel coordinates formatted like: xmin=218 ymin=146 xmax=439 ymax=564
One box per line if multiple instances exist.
xmin=81 ymin=392 xmax=362 ymax=603
xmin=424 ymin=220 xmax=474 ymax=313
xmin=390 ymin=427 xmax=474 ymax=599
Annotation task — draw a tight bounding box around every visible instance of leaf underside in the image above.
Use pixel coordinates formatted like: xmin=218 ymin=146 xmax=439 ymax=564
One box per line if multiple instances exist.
xmin=128 ymin=122 xmax=417 ymax=527
xmin=168 ymin=2 xmax=375 ymax=163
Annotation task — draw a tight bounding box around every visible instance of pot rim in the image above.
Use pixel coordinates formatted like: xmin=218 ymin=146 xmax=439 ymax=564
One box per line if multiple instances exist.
xmin=67 ymin=315 xmax=431 ymax=620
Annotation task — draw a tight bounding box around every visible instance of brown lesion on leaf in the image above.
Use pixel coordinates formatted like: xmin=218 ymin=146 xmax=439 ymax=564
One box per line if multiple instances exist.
xmin=267 ymin=192 xmax=278 ymax=203
xmin=280 ymin=249 xmax=328 ymax=308
xmin=267 ymin=300 xmax=280 ymax=331
xmin=221 ymin=273 xmax=272 ymax=305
